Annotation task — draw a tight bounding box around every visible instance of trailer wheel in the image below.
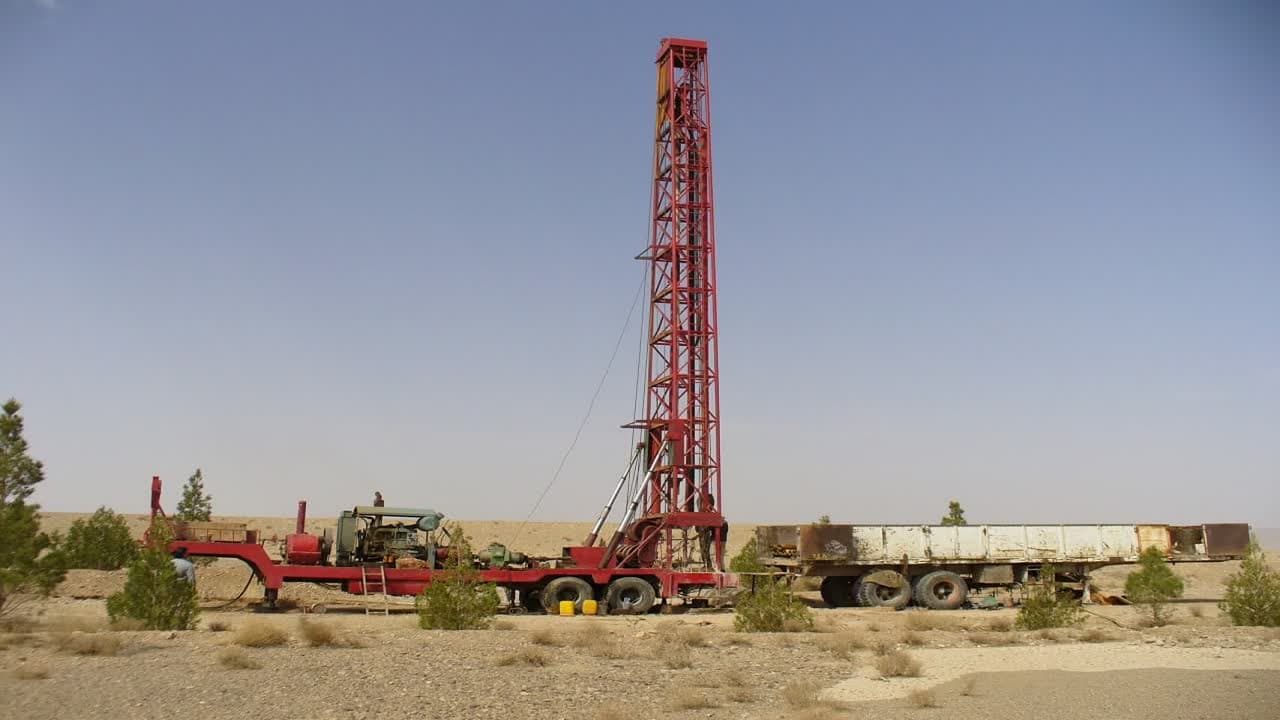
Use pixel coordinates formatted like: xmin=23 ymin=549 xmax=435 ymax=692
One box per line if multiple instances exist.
xmin=819 ymin=577 xmax=857 ymax=607
xmin=540 ymin=577 xmax=594 ymax=614
xmin=606 ymin=577 xmax=657 ymax=614
xmin=856 ymin=571 xmax=911 ymax=610
xmin=915 ymin=571 xmax=968 ymax=610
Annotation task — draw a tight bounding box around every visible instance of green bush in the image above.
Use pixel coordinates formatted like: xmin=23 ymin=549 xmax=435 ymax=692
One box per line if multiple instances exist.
xmin=734 ymin=578 xmax=812 ymax=632
xmin=1125 ymin=547 xmax=1184 ymax=626
xmin=416 ymin=525 xmax=499 ymax=630
xmin=1015 ymin=565 xmax=1083 ymax=630
xmin=729 ymin=536 xmax=766 ymax=574
xmin=106 ymin=520 xmax=199 ymax=630
xmin=64 ymin=507 xmax=138 ymax=570
xmin=1220 ymin=541 xmax=1280 ymax=627
xmin=0 ymin=399 xmax=66 ymax=618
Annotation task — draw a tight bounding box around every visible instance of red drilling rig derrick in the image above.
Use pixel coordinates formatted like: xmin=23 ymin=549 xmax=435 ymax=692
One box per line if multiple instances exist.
xmin=603 ymin=38 xmax=724 ymax=573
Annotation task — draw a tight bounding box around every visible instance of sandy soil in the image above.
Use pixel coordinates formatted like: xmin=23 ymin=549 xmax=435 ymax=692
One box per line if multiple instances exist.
xmin=3 ymin=602 xmax=1279 ymax=720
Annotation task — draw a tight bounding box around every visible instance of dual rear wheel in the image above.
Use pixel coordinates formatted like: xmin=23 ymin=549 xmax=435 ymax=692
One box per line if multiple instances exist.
xmin=536 ymin=576 xmax=657 ymax=615
xmin=818 ymin=570 xmax=968 ymax=610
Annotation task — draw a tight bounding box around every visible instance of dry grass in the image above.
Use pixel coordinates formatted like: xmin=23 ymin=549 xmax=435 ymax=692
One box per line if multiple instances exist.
xmin=207 ymin=621 xmax=230 ymax=632
xmin=903 ymin=630 xmax=926 ymax=646
xmin=781 ymin=618 xmax=813 ymax=632
xmin=1036 ymin=629 xmax=1061 ymax=643
xmin=108 ymin=617 xmax=146 ymax=632
xmin=1188 ymin=605 xmax=1205 ymax=619
xmin=298 ymin=618 xmax=359 ymax=648
xmin=969 ymin=631 xmax=1018 ymax=646
xmin=492 ymin=619 xmax=517 ymax=630
xmin=13 ymin=664 xmax=50 ymax=680
xmin=233 ymin=621 xmax=289 ymax=648
xmin=1080 ymin=628 xmax=1111 ymax=643
xmin=569 ymin=626 xmax=632 ymax=659
xmin=908 ymin=688 xmax=939 ymax=708
xmin=663 ymin=644 xmax=694 ymax=669
xmin=43 ymin=616 xmax=106 ymax=633
xmin=726 ymin=686 xmax=755 ymax=703
xmin=817 ymin=631 xmax=866 ymax=659
xmin=656 ymin=623 xmax=711 ymax=647
xmin=55 ymin=632 xmax=123 ymax=656
xmin=866 ymin=622 xmax=882 ymax=632
xmin=529 ymin=627 xmax=563 ymax=646
xmin=783 ymin=679 xmax=822 ymax=708
xmin=217 ymin=647 xmax=261 ymax=670
xmin=591 ymin=708 xmax=625 ymax=720
xmin=960 ymin=676 xmax=977 ymax=696
xmin=870 ymin=637 xmax=896 ymax=655
xmin=496 ymin=647 xmax=552 ymax=667
xmin=0 ymin=632 xmax=40 ymax=650
xmin=791 ymin=709 xmax=845 ymax=720
xmin=986 ymin=617 xmax=1014 ymax=632
xmin=669 ymin=688 xmax=719 ymax=710
xmin=723 ymin=633 xmax=753 ymax=646
xmin=905 ymin=613 xmax=953 ymax=632
xmin=875 ymin=650 xmax=923 ymax=678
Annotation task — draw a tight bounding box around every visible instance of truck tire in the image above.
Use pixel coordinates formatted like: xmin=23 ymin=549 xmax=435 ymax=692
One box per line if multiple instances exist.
xmin=819 ymin=577 xmax=857 ymax=607
xmin=856 ymin=571 xmax=911 ymax=610
xmin=606 ymin=577 xmax=657 ymax=614
xmin=915 ymin=571 xmax=968 ymax=610
xmin=540 ymin=577 xmax=594 ymax=614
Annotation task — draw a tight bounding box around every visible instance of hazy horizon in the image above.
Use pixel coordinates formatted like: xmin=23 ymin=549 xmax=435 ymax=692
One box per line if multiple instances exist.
xmin=3 ymin=3 xmax=1277 ymax=527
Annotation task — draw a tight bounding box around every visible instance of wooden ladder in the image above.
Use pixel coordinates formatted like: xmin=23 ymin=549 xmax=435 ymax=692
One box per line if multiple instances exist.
xmin=360 ymin=565 xmax=390 ymax=616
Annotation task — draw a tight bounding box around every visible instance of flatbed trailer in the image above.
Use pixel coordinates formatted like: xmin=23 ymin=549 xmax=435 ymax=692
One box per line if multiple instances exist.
xmin=172 ymin=539 xmax=727 ymax=613
xmin=756 ymin=522 xmax=1251 ymax=609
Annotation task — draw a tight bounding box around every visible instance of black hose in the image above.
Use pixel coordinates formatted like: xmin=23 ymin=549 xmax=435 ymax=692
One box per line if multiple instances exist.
xmin=205 ymin=571 xmax=256 ymax=610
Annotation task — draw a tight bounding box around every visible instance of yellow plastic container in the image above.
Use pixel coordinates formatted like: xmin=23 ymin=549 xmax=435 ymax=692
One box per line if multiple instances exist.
xmin=558 ymin=600 xmax=575 ymax=617
xmin=582 ymin=599 xmax=598 ymax=616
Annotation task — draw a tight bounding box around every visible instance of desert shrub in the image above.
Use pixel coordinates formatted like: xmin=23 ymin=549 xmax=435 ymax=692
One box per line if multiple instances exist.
xmin=217 ymin=647 xmax=261 ymax=670
xmin=63 ymin=507 xmax=138 ymax=570
xmin=908 ymin=689 xmax=939 ymax=708
xmin=1036 ymin=629 xmax=1060 ymax=642
xmin=905 ymin=612 xmax=953 ymax=632
xmin=959 ymin=677 xmax=977 ymax=696
xmin=13 ymin=664 xmax=50 ymax=680
xmin=663 ymin=644 xmax=694 ymax=669
xmin=529 ymin=626 xmax=562 ymax=646
xmin=207 ymin=621 xmax=230 ymax=632
xmin=495 ymin=647 xmax=551 ymax=666
xmin=733 ymin=579 xmax=812 ymax=632
xmin=55 ymin=632 xmax=122 ymax=656
xmin=783 ymin=679 xmax=822 ymax=708
xmin=816 ymin=631 xmax=865 ymax=659
xmin=1125 ymin=547 xmax=1185 ymax=627
xmin=875 ymin=650 xmax=922 ymax=678
xmin=1080 ymin=628 xmax=1110 ymax=643
xmin=670 ymin=688 xmax=718 ymax=709
xmin=1015 ymin=566 xmax=1083 ymax=630
xmin=723 ymin=633 xmax=752 ymax=646
xmin=492 ymin=619 xmax=516 ymax=630
xmin=0 ymin=399 xmax=67 ymax=619
xmin=870 ymin=636 xmax=895 ymax=655
xmin=108 ymin=617 xmax=146 ymax=632
xmin=233 ymin=620 xmax=288 ymax=647
xmin=729 ymin=535 xmax=766 ymax=574
xmin=1188 ymin=605 xmax=1205 ymax=619
xmin=903 ymin=630 xmax=925 ymax=646
xmin=726 ymin=686 xmax=754 ymax=703
xmin=105 ymin=519 xmax=198 ymax=630
xmin=986 ymin=617 xmax=1013 ymax=632
xmin=298 ymin=618 xmax=352 ymax=648
xmin=1220 ymin=541 xmax=1280 ymax=627
xmin=415 ymin=526 xmax=499 ymax=630
xmin=657 ymin=623 xmax=710 ymax=647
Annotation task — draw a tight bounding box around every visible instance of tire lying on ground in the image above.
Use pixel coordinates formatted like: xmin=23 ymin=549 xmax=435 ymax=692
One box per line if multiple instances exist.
xmin=540 ymin=576 xmax=594 ymax=614
xmin=855 ymin=570 xmax=912 ymax=609
xmin=605 ymin=576 xmax=657 ymax=614
xmin=914 ymin=570 xmax=968 ymax=610
xmin=819 ymin=576 xmax=858 ymax=607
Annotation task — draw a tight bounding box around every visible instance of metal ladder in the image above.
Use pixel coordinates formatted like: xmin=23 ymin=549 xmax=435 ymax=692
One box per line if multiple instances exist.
xmin=360 ymin=565 xmax=390 ymax=616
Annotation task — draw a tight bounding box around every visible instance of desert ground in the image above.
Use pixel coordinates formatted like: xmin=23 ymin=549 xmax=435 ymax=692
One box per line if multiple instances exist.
xmin=3 ymin=515 xmax=1278 ymax=720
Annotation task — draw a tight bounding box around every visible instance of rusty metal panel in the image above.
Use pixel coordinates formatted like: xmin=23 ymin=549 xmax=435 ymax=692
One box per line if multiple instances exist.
xmin=1203 ymin=524 xmax=1251 ymax=556
xmin=851 ymin=526 xmax=886 ymax=562
xmin=987 ymin=526 xmax=1030 ymax=559
xmin=1021 ymin=526 xmax=1063 ymax=560
xmin=976 ymin=564 xmax=1014 ymax=584
xmin=755 ymin=525 xmax=801 ymax=559
xmin=1137 ymin=525 xmax=1171 ymax=554
xmin=1063 ymin=526 xmax=1104 ymax=559
xmin=884 ymin=526 xmax=928 ymax=562
xmin=798 ymin=524 xmax=856 ymax=561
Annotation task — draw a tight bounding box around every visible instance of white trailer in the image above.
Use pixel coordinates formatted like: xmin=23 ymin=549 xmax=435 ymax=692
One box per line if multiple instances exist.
xmin=755 ymin=522 xmax=1251 ymax=609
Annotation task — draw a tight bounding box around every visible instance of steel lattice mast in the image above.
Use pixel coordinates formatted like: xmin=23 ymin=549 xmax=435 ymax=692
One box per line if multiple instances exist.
xmin=605 ymin=38 xmax=724 ymax=572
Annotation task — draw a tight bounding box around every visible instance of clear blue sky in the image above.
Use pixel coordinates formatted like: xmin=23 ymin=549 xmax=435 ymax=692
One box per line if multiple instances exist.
xmin=3 ymin=1 xmax=1277 ymax=528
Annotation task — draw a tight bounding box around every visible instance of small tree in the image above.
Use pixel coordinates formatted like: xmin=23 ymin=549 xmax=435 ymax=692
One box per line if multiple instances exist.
xmin=734 ymin=579 xmax=813 ymax=632
xmin=1125 ymin=547 xmax=1184 ymax=626
xmin=815 ymin=514 xmax=831 ymax=525
xmin=941 ymin=501 xmax=967 ymax=526
xmin=0 ymin=399 xmax=66 ymax=617
xmin=64 ymin=507 xmax=139 ymax=570
xmin=415 ymin=525 xmax=499 ymax=630
xmin=1220 ymin=541 xmax=1280 ymax=627
xmin=106 ymin=519 xmax=199 ymax=630
xmin=729 ymin=536 xmax=766 ymax=574
xmin=175 ymin=468 xmax=213 ymax=522
xmin=1016 ymin=565 xmax=1084 ymax=630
